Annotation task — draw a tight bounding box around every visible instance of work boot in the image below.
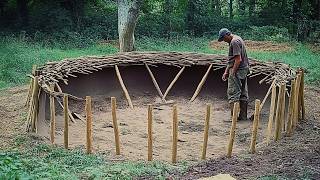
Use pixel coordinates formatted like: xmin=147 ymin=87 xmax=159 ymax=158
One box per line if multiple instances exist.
xmin=238 ymin=100 xmax=249 ymax=121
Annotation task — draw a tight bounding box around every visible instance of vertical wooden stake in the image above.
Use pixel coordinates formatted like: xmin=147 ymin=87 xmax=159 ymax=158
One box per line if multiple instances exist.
xmin=281 ymin=88 xmax=286 ymax=132
xmin=172 ymin=104 xmax=178 ymax=163
xmin=293 ymin=74 xmax=302 ymax=130
xmin=286 ymin=80 xmax=296 ymax=136
xmin=275 ymin=84 xmax=285 ymax=141
xmin=300 ymin=69 xmax=305 ymax=120
xmin=201 ymin=104 xmax=211 ymax=160
xmin=49 ymin=85 xmax=56 ymax=144
xmin=26 ymin=65 xmax=37 ymax=107
xmin=227 ymin=102 xmax=240 ymax=158
xmin=266 ymin=85 xmax=276 ymax=144
xmin=250 ymin=99 xmax=261 ymax=154
xmin=30 ymin=76 xmax=40 ymax=132
xmin=86 ymin=96 xmax=93 ymax=154
xmin=111 ymin=97 xmax=121 ymax=155
xmin=147 ymin=104 xmax=153 ymax=161
xmin=63 ymin=95 xmax=69 ymax=149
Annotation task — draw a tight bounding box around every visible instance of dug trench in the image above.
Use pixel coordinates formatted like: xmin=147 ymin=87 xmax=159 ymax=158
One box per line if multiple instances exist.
xmin=37 ymin=64 xmax=272 ymax=162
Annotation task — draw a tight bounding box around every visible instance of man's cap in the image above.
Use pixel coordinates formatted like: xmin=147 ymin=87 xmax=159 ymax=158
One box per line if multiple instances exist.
xmin=218 ymin=28 xmax=231 ymax=42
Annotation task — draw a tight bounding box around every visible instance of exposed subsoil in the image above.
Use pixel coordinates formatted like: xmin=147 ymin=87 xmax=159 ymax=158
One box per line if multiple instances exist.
xmin=0 ymin=76 xmax=319 ymax=179
xmin=35 ymin=65 xmax=271 ymax=162
xmin=210 ymin=40 xmax=293 ymax=52
xmin=167 ymin=87 xmax=320 ymax=179
xmin=47 ymin=94 xmax=269 ymax=162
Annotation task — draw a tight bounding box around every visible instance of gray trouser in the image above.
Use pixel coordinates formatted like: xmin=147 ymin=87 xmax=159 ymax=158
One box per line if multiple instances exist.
xmin=227 ymin=68 xmax=249 ymax=103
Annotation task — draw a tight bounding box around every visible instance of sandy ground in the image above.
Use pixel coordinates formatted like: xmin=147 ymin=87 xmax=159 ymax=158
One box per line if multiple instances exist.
xmin=170 ymin=86 xmax=320 ymax=179
xmin=0 ymin=83 xmax=319 ymax=179
xmin=47 ymin=93 xmax=270 ymax=162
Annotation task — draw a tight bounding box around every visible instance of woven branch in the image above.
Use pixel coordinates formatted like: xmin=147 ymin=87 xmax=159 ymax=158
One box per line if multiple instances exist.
xmin=35 ymin=52 xmax=296 ymax=98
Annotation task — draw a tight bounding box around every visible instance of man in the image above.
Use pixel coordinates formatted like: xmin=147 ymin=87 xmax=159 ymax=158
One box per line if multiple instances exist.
xmin=218 ymin=28 xmax=250 ymax=121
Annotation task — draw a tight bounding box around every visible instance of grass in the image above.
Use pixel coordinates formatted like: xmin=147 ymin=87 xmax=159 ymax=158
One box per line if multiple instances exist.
xmin=0 ymin=36 xmax=319 ymax=89
xmin=0 ymin=37 xmax=118 ymax=88
xmin=0 ymin=136 xmax=188 ymax=179
xmin=0 ymin=36 xmax=319 ymax=179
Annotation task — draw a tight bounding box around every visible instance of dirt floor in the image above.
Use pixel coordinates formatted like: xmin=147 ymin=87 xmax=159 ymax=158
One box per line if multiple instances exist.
xmin=45 ymin=94 xmax=269 ymax=162
xmin=169 ymin=87 xmax=320 ymax=179
xmin=210 ymin=40 xmax=293 ymax=52
xmin=0 ymin=84 xmax=319 ymax=179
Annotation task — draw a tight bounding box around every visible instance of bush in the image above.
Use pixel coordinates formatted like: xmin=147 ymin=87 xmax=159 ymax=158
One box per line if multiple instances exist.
xmin=242 ymin=26 xmax=291 ymax=42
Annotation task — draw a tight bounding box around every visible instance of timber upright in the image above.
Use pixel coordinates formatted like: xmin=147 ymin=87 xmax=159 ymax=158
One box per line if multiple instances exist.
xmin=219 ymin=28 xmax=250 ymax=121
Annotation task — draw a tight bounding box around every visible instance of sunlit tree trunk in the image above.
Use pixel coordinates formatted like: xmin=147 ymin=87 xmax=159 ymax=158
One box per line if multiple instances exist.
xmin=229 ymin=0 xmax=233 ymax=19
xmin=118 ymin=0 xmax=143 ymax=52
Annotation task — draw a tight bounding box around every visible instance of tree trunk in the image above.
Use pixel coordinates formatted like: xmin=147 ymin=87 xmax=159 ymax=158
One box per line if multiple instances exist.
xmin=317 ymin=0 xmax=320 ymax=20
xmin=17 ymin=0 xmax=29 ymax=27
xmin=186 ymin=0 xmax=195 ymax=35
xmin=248 ymin=0 xmax=255 ymax=17
xmin=229 ymin=0 xmax=233 ymax=19
xmin=118 ymin=0 xmax=143 ymax=52
xmin=238 ymin=0 xmax=245 ymax=16
xmin=292 ymin=0 xmax=302 ymax=23
xmin=212 ymin=0 xmax=221 ymax=16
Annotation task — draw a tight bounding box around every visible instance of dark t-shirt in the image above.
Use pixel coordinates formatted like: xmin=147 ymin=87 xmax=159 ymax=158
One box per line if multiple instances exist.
xmin=228 ymin=35 xmax=249 ymax=69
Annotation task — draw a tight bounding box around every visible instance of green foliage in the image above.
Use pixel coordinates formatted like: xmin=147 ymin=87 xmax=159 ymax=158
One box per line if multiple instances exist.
xmin=0 ymin=143 xmax=187 ymax=179
xmin=0 ymin=36 xmax=118 ymax=89
xmin=242 ymin=26 xmax=291 ymax=42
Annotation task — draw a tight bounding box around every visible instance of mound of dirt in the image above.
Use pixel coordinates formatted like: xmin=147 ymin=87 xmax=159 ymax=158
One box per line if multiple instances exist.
xmin=210 ymin=40 xmax=292 ymax=52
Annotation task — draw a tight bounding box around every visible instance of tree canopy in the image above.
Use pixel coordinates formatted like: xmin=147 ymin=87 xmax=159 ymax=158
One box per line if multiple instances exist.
xmin=0 ymin=0 xmax=319 ymax=44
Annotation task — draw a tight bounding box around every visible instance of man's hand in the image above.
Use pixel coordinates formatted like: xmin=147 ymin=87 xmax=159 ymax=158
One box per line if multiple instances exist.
xmin=222 ymin=72 xmax=228 ymax=81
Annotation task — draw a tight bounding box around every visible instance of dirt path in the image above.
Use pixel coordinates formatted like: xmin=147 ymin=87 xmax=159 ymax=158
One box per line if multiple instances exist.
xmin=171 ymin=87 xmax=320 ymax=179
xmin=0 ymin=86 xmax=29 ymax=149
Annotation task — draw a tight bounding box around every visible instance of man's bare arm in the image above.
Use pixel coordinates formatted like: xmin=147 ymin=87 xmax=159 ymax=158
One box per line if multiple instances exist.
xmin=231 ymin=55 xmax=242 ymax=75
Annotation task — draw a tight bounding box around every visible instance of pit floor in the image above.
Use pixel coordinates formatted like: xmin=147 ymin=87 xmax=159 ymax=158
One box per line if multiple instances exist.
xmin=48 ymin=94 xmax=271 ymax=162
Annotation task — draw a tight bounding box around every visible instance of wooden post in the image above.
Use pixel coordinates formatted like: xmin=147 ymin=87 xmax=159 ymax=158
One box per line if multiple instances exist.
xmin=275 ymin=84 xmax=285 ymax=141
xmin=190 ymin=64 xmax=213 ymax=102
xmin=299 ymin=70 xmax=305 ymax=120
xmin=281 ymin=88 xmax=286 ymax=132
xmin=227 ymin=102 xmax=240 ymax=158
xmin=172 ymin=104 xmax=178 ymax=163
xmin=259 ymin=79 xmax=276 ymax=112
xmin=111 ymin=97 xmax=121 ymax=155
xmin=49 ymin=84 xmax=56 ymax=144
xmin=31 ymin=76 xmax=40 ymax=133
xmin=145 ymin=64 xmax=165 ymax=100
xmin=266 ymin=85 xmax=276 ymax=144
xmin=147 ymin=104 xmax=153 ymax=161
xmin=115 ymin=65 xmax=134 ymax=109
xmin=26 ymin=65 xmax=37 ymax=107
xmin=162 ymin=67 xmax=185 ymax=101
xmin=250 ymin=99 xmax=261 ymax=153
xmin=201 ymin=104 xmax=211 ymax=160
xmin=86 ymin=96 xmax=93 ymax=154
xmin=293 ymin=74 xmax=302 ymax=129
xmin=54 ymin=83 xmax=75 ymax=123
xmin=63 ymin=95 xmax=69 ymax=149
xmin=286 ymin=80 xmax=296 ymax=136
